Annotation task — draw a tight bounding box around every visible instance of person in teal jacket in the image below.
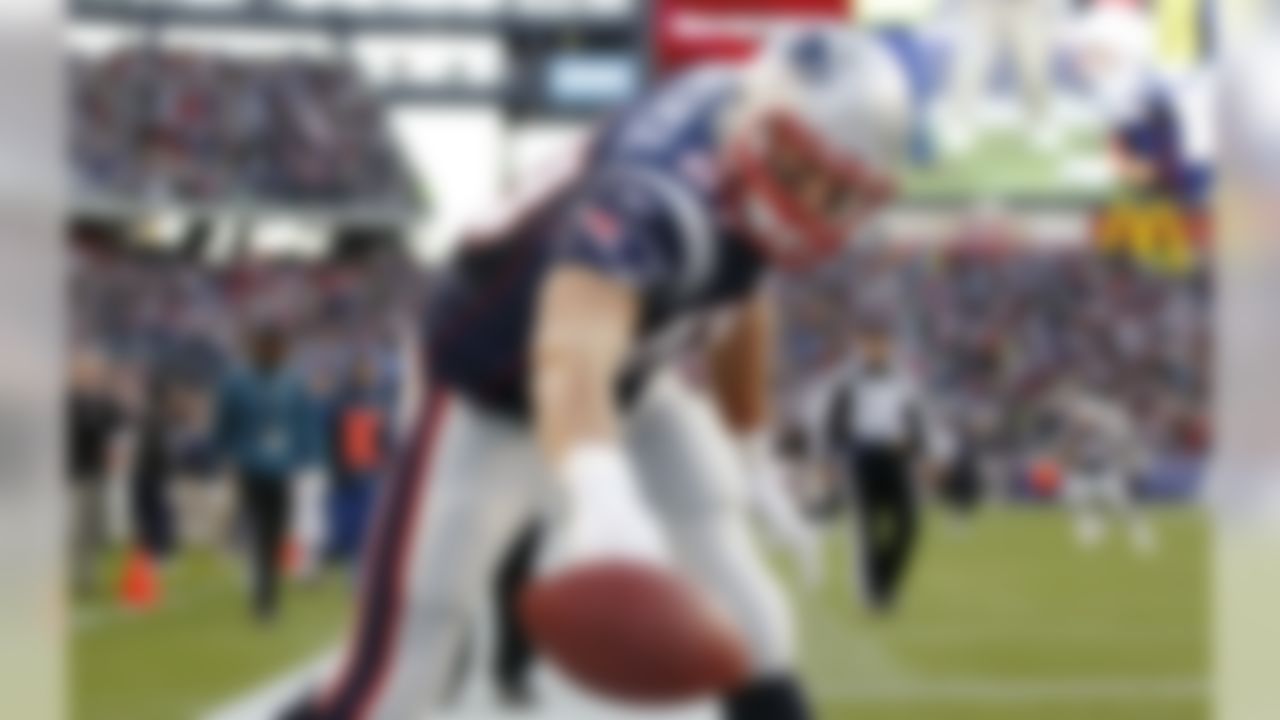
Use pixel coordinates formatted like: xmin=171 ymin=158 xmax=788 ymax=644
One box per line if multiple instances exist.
xmin=215 ymin=324 xmax=318 ymax=622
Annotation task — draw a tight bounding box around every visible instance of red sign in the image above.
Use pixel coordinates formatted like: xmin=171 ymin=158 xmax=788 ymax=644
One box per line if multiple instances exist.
xmin=655 ymin=0 xmax=851 ymax=75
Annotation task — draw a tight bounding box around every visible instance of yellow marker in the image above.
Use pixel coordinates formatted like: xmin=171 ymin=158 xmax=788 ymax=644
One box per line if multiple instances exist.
xmin=1096 ymin=202 xmax=1199 ymax=275
xmin=1156 ymin=0 xmax=1200 ymax=71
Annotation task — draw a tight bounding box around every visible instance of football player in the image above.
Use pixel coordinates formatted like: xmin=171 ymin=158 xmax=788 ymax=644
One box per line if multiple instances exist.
xmin=1066 ymin=3 xmax=1213 ymax=206
xmin=1049 ymin=380 xmax=1157 ymax=555
xmin=284 ymin=25 xmax=909 ymax=720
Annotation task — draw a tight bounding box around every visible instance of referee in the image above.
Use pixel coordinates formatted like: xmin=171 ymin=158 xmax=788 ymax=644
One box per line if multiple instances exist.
xmin=826 ymin=324 xmax=930 ymax=614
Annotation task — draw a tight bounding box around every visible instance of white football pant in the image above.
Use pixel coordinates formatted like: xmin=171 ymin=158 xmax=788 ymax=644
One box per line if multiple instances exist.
xmin=312 ymin=373 xmax=795 ymax=720
xmin=1064 ymin=468 xmax=1155 ymax=552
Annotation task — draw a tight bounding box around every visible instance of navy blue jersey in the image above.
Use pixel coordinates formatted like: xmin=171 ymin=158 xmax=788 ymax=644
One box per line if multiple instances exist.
xmin=1112 ymin=79 xmax=1212 ymax=206
xmin=426 ymin=68 xmax=766 ymax=419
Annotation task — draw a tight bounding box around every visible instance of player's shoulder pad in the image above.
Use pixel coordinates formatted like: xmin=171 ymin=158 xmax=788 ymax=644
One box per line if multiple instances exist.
xmin=561 ymin=159 xmax=717 ymax=298
xmin=605 ymin=66 xmax=735 ymax=164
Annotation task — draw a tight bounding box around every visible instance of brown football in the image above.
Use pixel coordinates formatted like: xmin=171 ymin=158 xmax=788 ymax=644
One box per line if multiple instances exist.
xmin=520 ymin=560 xmax=751 ymax=704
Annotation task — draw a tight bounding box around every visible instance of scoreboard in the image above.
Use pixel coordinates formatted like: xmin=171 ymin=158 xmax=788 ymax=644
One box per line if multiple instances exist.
xmin=654 ymin=0 xmax=850 ymax=75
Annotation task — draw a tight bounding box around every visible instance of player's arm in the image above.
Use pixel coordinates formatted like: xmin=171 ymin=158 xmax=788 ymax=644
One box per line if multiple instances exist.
xmin=530 ymin=177 xmax=674 ymax=564
xmin=708 ymin=291 xmax=821 ymax=583
xmin=532 ymin=266 xmax=639 ymax=468
xmin=532 ymin=163 xmax=681 ymax=472
xmin=532 ymin=266 xmax=663 ymax=563
xmin=707 ymin=290 xmax=774 ymax=434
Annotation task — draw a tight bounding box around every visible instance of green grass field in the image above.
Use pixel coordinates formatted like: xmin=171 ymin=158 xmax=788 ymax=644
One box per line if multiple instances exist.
xmin=73 ymin=507 xmax=1207 ymax=720
xmin=783 ymin=507 xmax=1207 ymax=720
xmin=72 ymin=551 xmax=351 ymax=720
xmin=901 ymin=127 xmax=1112 ymax=202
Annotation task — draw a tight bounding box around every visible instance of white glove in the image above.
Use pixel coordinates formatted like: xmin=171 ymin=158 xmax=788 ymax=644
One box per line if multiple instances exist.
xmin=738 ymin=431 xmax=823 ymax=589
xmin=555 ymin=444 xmax=668 ymax=567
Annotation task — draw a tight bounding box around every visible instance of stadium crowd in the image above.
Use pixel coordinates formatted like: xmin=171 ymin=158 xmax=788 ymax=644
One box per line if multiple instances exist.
xmin=67 ymin=220 xmax=1211 ymax=599
xmin=776 ymin=239 xmax=1211 ymax=496
xmin=71 ymin=49 xmax=416 ymax=207
xmin=68 ymin=233 xmax=425 ymax=603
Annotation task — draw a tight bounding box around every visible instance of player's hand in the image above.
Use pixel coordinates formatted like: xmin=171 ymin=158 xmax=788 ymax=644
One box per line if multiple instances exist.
xmin=555 ymin=444 xmax=666 ymax=567
xmin=737 ymin=432 xmax=823 ymax=589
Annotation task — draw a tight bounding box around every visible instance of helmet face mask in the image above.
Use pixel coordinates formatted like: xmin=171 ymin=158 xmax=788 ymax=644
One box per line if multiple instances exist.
xmin=722 ymin=27 xmax=909 ymax=270
xmin=728 ymin=111 xmax=898 ymax=269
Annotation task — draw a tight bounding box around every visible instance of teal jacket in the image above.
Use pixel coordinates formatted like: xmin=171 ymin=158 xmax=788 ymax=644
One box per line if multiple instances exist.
xmin=215 ymin=367 xmax=318 ymax=479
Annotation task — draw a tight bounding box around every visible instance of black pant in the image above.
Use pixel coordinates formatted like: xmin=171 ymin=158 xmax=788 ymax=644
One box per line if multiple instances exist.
xmin=941 ymin=452 xmax=983 ymax=515
xmin=131 ymin=473 xmax=175 ymax=558
xmin=439 ymin=518 xmax=543 ymax=707
xmin=241 ymin=474 xmax=291 ymax=620
xmin=848 ymin=445 xmax=919 ymax=612
xmin=493 ymin=520 xmax=543 ymax=701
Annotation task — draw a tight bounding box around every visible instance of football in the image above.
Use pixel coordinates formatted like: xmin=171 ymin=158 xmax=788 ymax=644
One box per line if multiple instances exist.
xmin=520 ymin=560 xmax=751 ymax=704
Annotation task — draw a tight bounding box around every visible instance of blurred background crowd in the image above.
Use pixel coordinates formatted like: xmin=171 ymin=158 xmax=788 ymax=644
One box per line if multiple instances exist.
xmin=68 ymin=227 xmax=423 ymax=592
xmin=71 ymin=49 xmax=417 ymax=208
xmin=67 ymin=218 xmax=1211 ymax=586
xmin=775 ymin=239 xmax=1210 ymax=501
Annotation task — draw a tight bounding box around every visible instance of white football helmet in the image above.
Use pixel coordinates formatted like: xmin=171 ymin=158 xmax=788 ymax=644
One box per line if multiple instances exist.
xmin=1064 ymin=5 xmax=1157 ymax=121
xmin=722 ymin=26 xmax=911 ymax=268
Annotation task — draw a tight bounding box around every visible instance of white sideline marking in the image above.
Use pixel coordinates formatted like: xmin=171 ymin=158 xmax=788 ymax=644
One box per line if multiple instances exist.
xmin=202 ymin=646 xmax=716 ymax=720
xmin=75 ymin=592 xmax=204 ymax=632
xmin=204 ymin=651 xmax=340 ymax=720
xmin=813 ymin=677 xmax=1206 ymax=704
xmin=204 ymin=643 xmax=1204 ymax=720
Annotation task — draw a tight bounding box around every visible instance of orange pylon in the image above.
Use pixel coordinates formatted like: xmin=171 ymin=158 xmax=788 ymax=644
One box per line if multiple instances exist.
xmin=118 ymin=546 xmax=161 ymax=612
xmin=1029 ymin=458 xmax=1064 ymax=498
xmin=280 ymin=536 xmax=303 ymax=578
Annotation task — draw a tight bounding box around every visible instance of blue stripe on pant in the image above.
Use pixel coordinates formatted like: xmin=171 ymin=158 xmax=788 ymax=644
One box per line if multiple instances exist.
xmin=313 ymin=391 xmax=449 ymax=720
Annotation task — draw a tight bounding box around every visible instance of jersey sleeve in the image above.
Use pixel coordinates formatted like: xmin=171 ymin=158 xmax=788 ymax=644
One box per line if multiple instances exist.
xmin=553 ymin=169 xmax=697 ymax=298
xmin=1115 ymin=92 xmax=1175 ymax=159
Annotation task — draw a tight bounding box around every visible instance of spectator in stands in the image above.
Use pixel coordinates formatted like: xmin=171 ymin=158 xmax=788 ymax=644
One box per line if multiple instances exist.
xmin=67 ymin=231 xmax=1209 ymax=517
xmin=323 ymin=354 xmax=393 ymax=566
xmin=214 ymin=325 xmax=317 ymax=622
xmin=70 ymin=49 xmax=415 ymax=209
xmin=776 ymin=243 xmax=1210 ymax=492
xmin=129 ymin=371 xmax=181 ymax=562
xmin=68 ymin=348 xmax=126 ymax=595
